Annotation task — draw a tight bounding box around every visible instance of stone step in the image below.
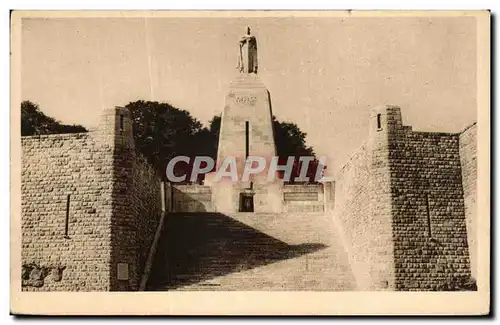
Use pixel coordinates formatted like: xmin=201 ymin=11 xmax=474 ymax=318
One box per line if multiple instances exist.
xmin=156 ymin=244 xmax=356 ymax=291
xmin=146 ymin=212 xmax=355 ymax=291
xmin=226 ymin=212 xmax=336 ymax=245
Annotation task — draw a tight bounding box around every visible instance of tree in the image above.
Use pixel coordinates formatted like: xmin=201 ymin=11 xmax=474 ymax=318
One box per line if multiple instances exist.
xmin=125 ymin=100 xmax=214 ymax=182
xmin=21 ymin=101 xmax=88 ymax=136
xmin=271 ymin=116 xmax=324 ymax=183
xmin=208 ymin=115 xmax=221 ymax=157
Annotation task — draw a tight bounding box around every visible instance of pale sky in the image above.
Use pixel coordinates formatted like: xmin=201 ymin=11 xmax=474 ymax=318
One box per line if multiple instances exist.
xmin=21 ymin=16 xmax=477 ymax=174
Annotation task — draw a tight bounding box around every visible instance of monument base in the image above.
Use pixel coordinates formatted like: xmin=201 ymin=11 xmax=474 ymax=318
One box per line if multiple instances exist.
xmin=205 ymin=66 xmax=284 ymax=213
xmin=205 ymin=172 xmax=283 ymax=213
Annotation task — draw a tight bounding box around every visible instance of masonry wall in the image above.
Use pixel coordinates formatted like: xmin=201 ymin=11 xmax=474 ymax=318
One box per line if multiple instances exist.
xmin=333 ymin=138 xmax=394 ymax=290
xmin=334 ymin=105 xmax=474 ymax=291
xmin=387 ymin=113 xmax=471 ymax=290
xmin=171 ymin=183 xmax=329 ymax=213
xmin=333 ymin=106 xmax=399 ymax=291
xmin=282 ymin=184 xmax=325 ymax=213
xmin=172 ymin=185 xmax=213 ymax=212
xmin=104 ymin=107 xmax=163 ymax=291
xmin=132 ymin=154 xmax=163 ymax=284
xmin=21 ymin=133 xmax=114 ymax=291
xmin=459 ymin=123 xmax=477 ymax=280
xmin=333 ymin=144 xmax=370 ymax=289
xmin=366 ymin=106 xmax=397 ymax=290
xmin=21 ymin=107 xmax=163 ymax=291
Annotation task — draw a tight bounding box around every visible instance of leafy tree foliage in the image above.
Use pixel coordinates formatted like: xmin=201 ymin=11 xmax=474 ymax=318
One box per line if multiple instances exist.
xmin=271 ymin=116 xmax=323 ymax=183
xmin=208 ymin=115 xmax=221 ymax=156
xmin=125 ymin=100 xmax=216 ymax=182
xmin=21 ymin=101 xmax=87 ymax=136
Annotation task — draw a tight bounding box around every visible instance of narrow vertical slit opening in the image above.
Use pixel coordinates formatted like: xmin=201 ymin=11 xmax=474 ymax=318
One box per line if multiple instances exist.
xmin=426 ymin=193 xmax=432 ymax=238
xmin=245 ymin=121 xmax=249 ymax=159
xmin=119 ymin=114 xmax=124 ymax=132
xmin=377 ymin=113 xmax=382 ymax=130
xmin=64 ymin=194 xmax=71 ymax=239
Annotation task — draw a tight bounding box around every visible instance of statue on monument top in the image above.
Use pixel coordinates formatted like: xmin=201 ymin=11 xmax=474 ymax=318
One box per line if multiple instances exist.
xmin=237 ymin=26 xmax=258 ymax=74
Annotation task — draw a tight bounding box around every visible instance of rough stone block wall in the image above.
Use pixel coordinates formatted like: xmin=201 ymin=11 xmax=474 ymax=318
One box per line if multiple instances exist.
xmin=21 ymin=107 xmax=163 ymax=292
xmin=132 ymin=154 xmax=162 ymax=284
xmin=172 ymin=185 xmax=213 ymax=212
xmin=333 ymin=106 xmax=473 ymax=291
xmin=459 ymin=123 xmax=477 ymax=280
xmin=105 ymin=108 xmax=163 ymax=291
xmin=109 ymin=146 xmax=137 ymax=291
xmin=21 ymin=133 xmax=113 ymax=291
xmin=333 ymin=141 xmax=394 ymax=290
xmin=387 ymin=109 xmax=472 ymax=290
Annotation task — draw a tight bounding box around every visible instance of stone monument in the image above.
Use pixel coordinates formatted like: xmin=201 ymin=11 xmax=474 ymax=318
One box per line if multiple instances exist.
xmin=207 ymin=27 xmax=283 ymax=213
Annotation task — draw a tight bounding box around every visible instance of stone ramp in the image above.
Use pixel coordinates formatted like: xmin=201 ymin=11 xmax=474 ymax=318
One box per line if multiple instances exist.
xmin=147 ymin=212 xmax=356 ymax=291
xmin=171 ymin=239 xmax=356 ymax=291
xmin=227 ymin=212 xmax=337 ymax=245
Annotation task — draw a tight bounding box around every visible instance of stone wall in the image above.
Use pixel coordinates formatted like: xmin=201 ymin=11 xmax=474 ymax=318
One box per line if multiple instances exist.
xmin=333 ymin=105 xmax=474 ymax=291
xmin=334 ymin=145 xmax=370 ymax=289
xmin=132 ymin=154 xmax=163 ymax=284
xmin=170 ymin=183 xmax=328 ymax=213
xmin=333 ymin=140 xmax=394 ymax=290
xmin=21 ymin=107 xmax=162 ymax=291
xmin=459 ymin=123 xmax=477 ymax=280
xmin=21 ymin=133 xmax=114 ymax=291
xmin=171 ymin=185 xmax=213 ymax=212
xmin=386 ymin=107 xmax=471 ymax=290
xmin=283 ymin=184 xmax=324 ymax=213
xmin=101 ymin=107 xmax=163 ymax=291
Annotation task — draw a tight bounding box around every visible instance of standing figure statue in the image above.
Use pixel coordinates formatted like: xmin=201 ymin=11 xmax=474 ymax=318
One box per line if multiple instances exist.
xmin=237 ymin=27 xmax=258 ymax=74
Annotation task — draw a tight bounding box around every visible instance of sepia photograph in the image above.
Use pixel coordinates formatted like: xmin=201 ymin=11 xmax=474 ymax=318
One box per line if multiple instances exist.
xmin=10 ymin=10 xmax=490 ymax=315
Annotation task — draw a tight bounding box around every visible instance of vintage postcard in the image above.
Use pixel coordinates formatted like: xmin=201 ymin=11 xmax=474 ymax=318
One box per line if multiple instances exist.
xmin=10 ymin=10 xmax=490 ymax=315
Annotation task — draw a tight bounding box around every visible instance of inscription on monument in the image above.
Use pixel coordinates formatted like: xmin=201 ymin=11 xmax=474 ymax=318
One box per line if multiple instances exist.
xmin=235 ymin=96 xmax=257 ymax=106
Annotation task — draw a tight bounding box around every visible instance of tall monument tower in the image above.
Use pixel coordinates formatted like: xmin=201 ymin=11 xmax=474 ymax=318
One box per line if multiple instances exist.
xmin=209 ymin=27 xmax=283 ymax=213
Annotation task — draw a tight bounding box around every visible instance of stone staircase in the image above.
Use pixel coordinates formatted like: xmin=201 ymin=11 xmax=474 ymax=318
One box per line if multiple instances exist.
xmin=146 ymin=212 xmax=356 ymax=291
